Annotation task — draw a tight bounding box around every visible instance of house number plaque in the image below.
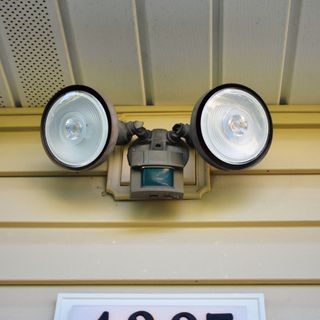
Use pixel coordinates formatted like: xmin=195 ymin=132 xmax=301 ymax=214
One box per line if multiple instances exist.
xmin=54 ymin=293 xmax=265 ymax=320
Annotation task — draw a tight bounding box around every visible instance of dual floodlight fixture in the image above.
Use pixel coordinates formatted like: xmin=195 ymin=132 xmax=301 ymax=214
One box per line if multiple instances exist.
xmin=41 ymin=84 xmax=272 ymax=200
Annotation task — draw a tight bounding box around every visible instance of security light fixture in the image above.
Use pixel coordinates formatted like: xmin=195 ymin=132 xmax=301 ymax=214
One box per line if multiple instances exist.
xmin=41 ymin=83 xmax=272 ymax=200
xmin=190 ymin=84 xmax=273 ymax=170
xmin=41 ymin=85 xmax=118 ymax=170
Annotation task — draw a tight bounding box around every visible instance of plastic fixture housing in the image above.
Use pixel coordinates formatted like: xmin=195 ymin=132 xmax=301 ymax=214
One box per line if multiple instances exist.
xmin=127 ymin=128 xmax=189 ymax=199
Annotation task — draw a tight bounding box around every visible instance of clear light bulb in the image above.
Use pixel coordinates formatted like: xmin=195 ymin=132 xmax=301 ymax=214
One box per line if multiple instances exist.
xmin=200 ymin=88 xmax=270 ymax=165
xmin=62 ymin=115 xmax=86 ymax=143
xmin=227 ymin=114 xmax=248 ymax=136
xmin=45 ymin=90 xmax=109 ymax=168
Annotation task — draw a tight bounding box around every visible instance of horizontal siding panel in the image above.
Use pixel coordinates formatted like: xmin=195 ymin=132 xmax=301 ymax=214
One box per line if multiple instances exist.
xmin=1 ymin=285 xmax=320 ymax=320
xmin=0 ymin=227 xmax=319 ymax=282
xmin=1 ymin=107 xmax=320 ymax=176
xmin=3 ymin=110 xmax=320 ymax=130
xmin=0 ymin=132 xmax=107 ymax=176
xmin=0 ymin=127 xmax=320 ymax=176
xmin=246 ymin=128 xmax=320 ymax=173
xmin=0 ymin=175 xmax=319 ymax=226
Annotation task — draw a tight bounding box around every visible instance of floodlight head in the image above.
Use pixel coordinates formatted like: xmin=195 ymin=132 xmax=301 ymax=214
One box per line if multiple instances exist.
xmin=41 ymin=85 xmax=118 ymax=170
xmin=190 ymin=83 xmax=273 ymax=170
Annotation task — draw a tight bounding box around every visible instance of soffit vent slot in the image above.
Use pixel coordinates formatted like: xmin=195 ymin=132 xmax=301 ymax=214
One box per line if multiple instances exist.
xmin=0 ymin=95 xmax=4 ymax=107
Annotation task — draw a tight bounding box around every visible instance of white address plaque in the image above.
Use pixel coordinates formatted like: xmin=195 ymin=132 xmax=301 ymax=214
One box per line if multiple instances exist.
xmin=54 ymin=293 xmax=265 ymax=320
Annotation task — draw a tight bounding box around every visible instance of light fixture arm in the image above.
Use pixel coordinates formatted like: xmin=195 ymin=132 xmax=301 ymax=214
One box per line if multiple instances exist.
xmin=118 ymin=120 xmax=194 ymax=148
xmin=116 ymin=120 xmax=150 ymax=145
xmin=169 ymin=123 xmax=194 ymax=148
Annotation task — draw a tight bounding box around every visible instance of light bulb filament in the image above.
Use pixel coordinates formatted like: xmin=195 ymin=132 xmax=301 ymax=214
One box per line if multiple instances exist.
xmin=228 ymin=114 xmax=248 ymax=136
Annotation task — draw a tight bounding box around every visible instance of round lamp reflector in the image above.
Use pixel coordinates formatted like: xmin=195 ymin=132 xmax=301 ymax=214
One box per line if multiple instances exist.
xmin=41 ymin=86 xmax=118 ymax=170
xmin=191 ymin=84 xmax=272 ymax=170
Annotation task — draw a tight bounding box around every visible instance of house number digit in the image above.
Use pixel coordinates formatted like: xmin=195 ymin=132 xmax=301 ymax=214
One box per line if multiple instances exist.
xmin=206 ymin=313 xmax=233 ymax=320
xmin=98 ymin=311 xmax=109 ymax=320
xmin=172 ymin=312 xmax=197 ymax=320
xmin=128 ymin=311 xmax=155 ymax=320
xmin=97 ymin=311 xmax=234 ymax=320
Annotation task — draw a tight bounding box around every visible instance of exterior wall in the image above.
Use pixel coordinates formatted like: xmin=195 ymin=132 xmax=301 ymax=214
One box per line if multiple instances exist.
xmin=1 ymin=1 xmax=320 ymax=317
xmin=0 ymin=106 xmax=320 ymax=319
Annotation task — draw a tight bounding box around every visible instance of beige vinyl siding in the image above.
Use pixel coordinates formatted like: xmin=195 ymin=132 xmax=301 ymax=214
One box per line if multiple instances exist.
xmin=1 ymin=286 xmax=320 ymax=320
xmin=0 ymin=106 xmax=320 ymax=319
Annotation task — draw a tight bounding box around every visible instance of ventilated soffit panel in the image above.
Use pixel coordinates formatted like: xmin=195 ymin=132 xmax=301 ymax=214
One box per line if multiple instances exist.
xmin=0 ymin=0 xmax=74 ymax=107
